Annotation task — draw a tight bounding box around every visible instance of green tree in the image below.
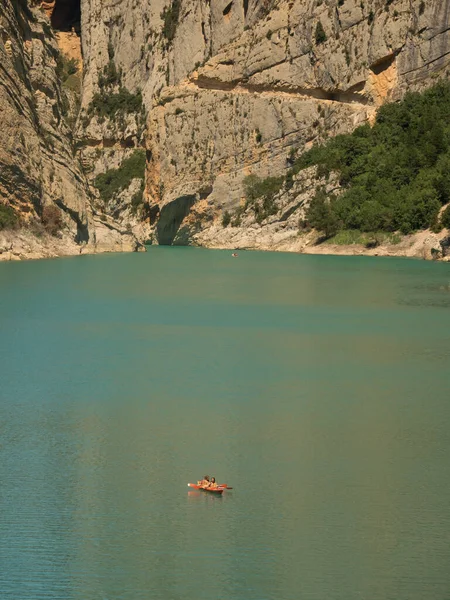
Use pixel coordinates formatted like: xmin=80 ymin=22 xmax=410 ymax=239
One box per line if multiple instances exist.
xmin=315 ymin=21 xmax=327 ymax=45
xmin=306 ymin=190 xmax=339 ymax=238
xmin=0 ymin=204 xmax=18 ymax=230
xmin=222 ymin=210 xmax=231 ymax=227
xmin=94 ymin=150 xmax=146 ymax=202
xmin=441 ymin=205 xmax=450 ymax=229
xmin=289 ymin=81 xmax=450 ymax=237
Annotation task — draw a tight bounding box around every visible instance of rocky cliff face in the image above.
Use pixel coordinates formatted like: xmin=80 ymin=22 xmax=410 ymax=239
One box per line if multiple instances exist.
xmin=1 ymin=0 xmax=449 ymax=258
xmin=76 ymin=0 xmax=450 ymax=247
xmin=0 ymin=0 xmax=87 ymax=235
xmin=0 ymin=0 xmax=137 ymax=260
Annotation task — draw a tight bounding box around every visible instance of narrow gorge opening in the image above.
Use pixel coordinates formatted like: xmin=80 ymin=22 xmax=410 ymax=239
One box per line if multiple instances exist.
xmin=44 ymin=0 xmax=83 ymax=75
xmin=50 ymin=0 xmax=81 ymax=33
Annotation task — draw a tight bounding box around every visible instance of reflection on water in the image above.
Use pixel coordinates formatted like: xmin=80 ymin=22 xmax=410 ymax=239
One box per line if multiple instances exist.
xmin=1 ymin=249 xmax=450 ymax=600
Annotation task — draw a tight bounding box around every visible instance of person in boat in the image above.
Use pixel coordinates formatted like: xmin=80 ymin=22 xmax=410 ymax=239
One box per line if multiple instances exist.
xmin=207 ymin=477 xmax=218 ymax=489
xmin=198 ymin=475 xmax=210 ymax=487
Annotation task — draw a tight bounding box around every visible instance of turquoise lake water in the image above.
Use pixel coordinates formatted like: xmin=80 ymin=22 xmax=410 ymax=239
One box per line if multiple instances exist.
xmin=1 ymin=247 xmax=450 ymax=600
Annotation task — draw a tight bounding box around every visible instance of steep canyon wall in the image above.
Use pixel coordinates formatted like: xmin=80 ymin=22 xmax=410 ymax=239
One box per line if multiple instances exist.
xmin=0 ymin=0 xmax=136 ymax=259
xmin=1 ymin=0 xmax=449 ymax=257
xmin=76 ymin=0 xmax=450 ymax=246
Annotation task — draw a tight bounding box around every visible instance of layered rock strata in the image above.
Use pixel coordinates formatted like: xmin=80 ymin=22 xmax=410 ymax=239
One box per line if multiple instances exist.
xmin=0 ymin=0 xmax=137 ymax=260
xmin=2 ymin=0 xmax=450 ymax=259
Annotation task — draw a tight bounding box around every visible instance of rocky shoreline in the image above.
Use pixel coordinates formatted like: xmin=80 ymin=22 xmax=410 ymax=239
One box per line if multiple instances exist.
xmin=0 ymin=226 xmax=142 ymax=262
xmin=1 ymin=236 xmax=449 ymax=263
xmin=194 ymin=226 xmax=450 ymax=262
xmin=1 ymin=225 xmax=448 ymax=263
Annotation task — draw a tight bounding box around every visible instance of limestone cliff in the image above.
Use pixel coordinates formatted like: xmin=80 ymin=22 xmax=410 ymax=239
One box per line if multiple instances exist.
xmin=154 ymin=0 xmax=450 ymax=247
xmin=0 ymin=0 xmax=136 ymax=260
xmin=75 ymin=0 xmax=450 ymax=248
xmin=1 ymin=0 xmax=450 ymax=259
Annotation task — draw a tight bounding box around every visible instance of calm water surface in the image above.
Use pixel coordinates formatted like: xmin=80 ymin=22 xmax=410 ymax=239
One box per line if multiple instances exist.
xmin=1 ymin=248 xmax=450 ymax=600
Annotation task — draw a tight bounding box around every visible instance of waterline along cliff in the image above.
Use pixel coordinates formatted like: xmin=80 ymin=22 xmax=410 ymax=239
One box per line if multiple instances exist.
xmin=1 ymin=0 xmax=449 ymax=260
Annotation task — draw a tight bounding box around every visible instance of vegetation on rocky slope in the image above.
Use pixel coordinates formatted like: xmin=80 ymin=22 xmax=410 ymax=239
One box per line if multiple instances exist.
xmin=238 ymin=83 xmax=450 ymax=240
xmin=94 ymin=150 xmax=146 ymax=204
xmin=161 ymin=0 xmax=181 ymax=44
xmin=299 ymin=82 xmax=450 ymax=237
xmin=0 ymin=205 xmax=18 ymax=230
xmin=243 ymin=175 xmax=284 ymax=224
xmin=58 ymin=53 xmax=81 ymax=128
xmin=0 ymin=203 xmax=63 ymax=237
xmin=88 ymin=87 xmax=144 ymax=122
xmin=84 ymin=56 xmax=144 ymax=127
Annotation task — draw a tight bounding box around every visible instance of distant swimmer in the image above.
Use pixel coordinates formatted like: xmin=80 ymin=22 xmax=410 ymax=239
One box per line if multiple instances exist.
xmin=232 ymin=253 xmax=238 ymax=257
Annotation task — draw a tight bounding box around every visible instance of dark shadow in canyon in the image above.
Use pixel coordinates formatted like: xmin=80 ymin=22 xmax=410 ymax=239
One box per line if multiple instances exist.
xmin=51 ymin=0 xmax=81 ymax=32
xmin=156 ymin=195 xmax=197 ymax=245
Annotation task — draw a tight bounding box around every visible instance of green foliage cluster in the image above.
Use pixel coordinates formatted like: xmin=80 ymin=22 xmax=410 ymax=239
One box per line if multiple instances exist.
xmin=243 ymin=174 xmax=284 ymax=224
xmin=94 ymin=150 xmax=146 ymax=203
xmin=130 ymin=181 xmax=145 ymax=215
xmin=315 ymin=21 xmax=327 ymax=45
xmin=98 ymin=59 xmax=121 ymax=88
xmin=291 ymin=82 xmax=450 ymax=237
xmin=85 ymin=54 xmax=144 ymax=127
xmin=161 ymin=0 xmax=181 ymax=43
xmin=222 ymin=210 xmax=231 ymax=227
xmin=306 ymin=188 xmax=339 ymax=238
xmin=442 ymin=205 xmax=450 ymax=229
xmin=56 ymin=54 xmax=78 ymax=82
xmin=88 ymin=87 xmax=143 ymax=120
xmin=57 ymin=54 xmax=81 ymax=124
xmin=0 ymin=204 xmax=18 ymax=230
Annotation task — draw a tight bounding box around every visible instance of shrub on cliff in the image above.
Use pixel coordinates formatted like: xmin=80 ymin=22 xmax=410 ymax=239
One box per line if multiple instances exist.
xmin=41 ymin=205 xmax=63 ymax=236
xmin=315 ymin=21 xmax=327 ymax=45
xmin=89 ymin=87 xmax=143 ymax=120
xmin=130 ymin=182 xmax=145 ymax=215
xmin=243 ymin=175 xmax=284 ymax=223
xmin=222 ymin=210 xmax=231 ymax=227
xmin=0 ymin=204 xmax=18 ymax=230
xmin=244 ymin=175 xmax=284 ymax=202
xmin=98 ymin=60 xmax=121 ymax=88
xmin=441 ymin=205 xmax=450 ymax=229
xmin=161 ymin=0 xmax=181 ymax=43
xmin=56 ymin=54 xmax=78 ymax=82
xmin=94 ymin=150 xmax=146 ymax=203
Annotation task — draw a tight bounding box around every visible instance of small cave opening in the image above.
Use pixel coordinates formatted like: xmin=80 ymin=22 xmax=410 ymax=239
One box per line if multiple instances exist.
xmin=223 ymin=1 xmax=233 ymax=16
xmin=51 ymin=0 xmax=81 ymax=33
xmin=370 ymin=53 xmax=396 ymax=76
